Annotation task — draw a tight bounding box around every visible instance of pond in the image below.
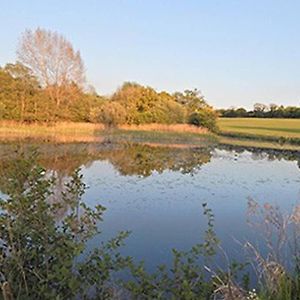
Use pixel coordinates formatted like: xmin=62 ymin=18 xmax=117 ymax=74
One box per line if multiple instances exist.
xmin=0 ymin=141 xmax=299 ymax=272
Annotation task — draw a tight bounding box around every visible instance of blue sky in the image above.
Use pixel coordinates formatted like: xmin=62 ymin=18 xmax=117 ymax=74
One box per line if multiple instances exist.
xmin=1 ymin=0 xmax=300 ymax=108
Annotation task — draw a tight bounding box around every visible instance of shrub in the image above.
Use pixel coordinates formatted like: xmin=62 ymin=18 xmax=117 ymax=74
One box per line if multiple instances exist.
xmin=94 ymin=101 xmax=127 ymax=127
xmin=0 ymin=150 xmax=131 ymax=299
xmin=188 ymin=107 xmax=219 ymax=132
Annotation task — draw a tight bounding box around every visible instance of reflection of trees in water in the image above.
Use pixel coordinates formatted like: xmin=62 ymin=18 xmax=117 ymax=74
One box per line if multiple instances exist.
xmin=0 ymin=142 xmax=299 ymax=197
xmin=0 ymin=143 xmax=213 ymax=217
xmin=0 ymin=150 xmax=77 ymax=219
xmin=103 ymin=144 xmax=212 ymax=177
xmin=0 ymin=142 xmax=213 ymax=181
xmin=219 ymin=144 xmax=300 ymax=168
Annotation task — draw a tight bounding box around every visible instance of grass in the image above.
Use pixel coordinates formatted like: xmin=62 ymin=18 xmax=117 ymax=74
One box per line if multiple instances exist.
xmin=108 ymin=124 xmax=216 ymax=147
xmin=0 ymin=121 xmax=105 ymax=143
xmin=0 ymin=121 xmax=105 ymax=134
xmin=119 ymin=123 xmax=209 ymax=134
xmin=218 ymin=118 xmax=300 ymax=149
xmin=0 ymin=122 xmax=216 ymax=147
xmin=218 ymin=118 xmax=300 ymax=138
xmin=103 ymin=128 xmax=217 ymax=147
xmin=1 ymin=120 xmax=300 ymax=151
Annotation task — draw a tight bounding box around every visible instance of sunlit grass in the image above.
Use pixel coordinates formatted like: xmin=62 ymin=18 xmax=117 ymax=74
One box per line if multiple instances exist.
xmin=0 ymin=121 xmax=105 ymax=134
xmin=218 ymin=118 xmax=300 ymax=138
xmin=0 ymin=121 xmax=105 ymax=143
xmin=0 ymin=122 xmax=213 ymax=145
xmin=105 ymin=129 xmax=217 ymax=147
xmin=119 ymin=123 xmax=209 ymax=134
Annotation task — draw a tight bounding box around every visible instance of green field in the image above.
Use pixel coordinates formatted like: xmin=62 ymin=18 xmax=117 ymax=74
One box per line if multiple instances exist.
xmin=217 ymin=118 xmax=300 ymax=149
xmin=218 ymin=118 xmax=300 ymax=138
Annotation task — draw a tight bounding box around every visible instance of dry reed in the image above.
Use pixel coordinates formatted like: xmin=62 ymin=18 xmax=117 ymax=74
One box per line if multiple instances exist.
xmin=0 ymin=121 xmax=105 ymax=143
xmin=0 ymin=121 xmax=105 ymax=134
xmin=119 ymin=123 xmax=209 ymax=134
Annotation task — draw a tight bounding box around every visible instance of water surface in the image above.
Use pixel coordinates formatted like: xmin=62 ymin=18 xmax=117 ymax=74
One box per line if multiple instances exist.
xmin=0 ymin=142 xmax=299 ymax=271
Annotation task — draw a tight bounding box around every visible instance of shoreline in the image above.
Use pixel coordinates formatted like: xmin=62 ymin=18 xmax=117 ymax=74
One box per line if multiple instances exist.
xmin=0 ymin=121 xmax=299 ymax=152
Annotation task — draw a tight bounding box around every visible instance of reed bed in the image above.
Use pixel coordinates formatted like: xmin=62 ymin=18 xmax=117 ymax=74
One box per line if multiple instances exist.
xmin=0 ymin=122 xmax=214 ymax=145
xmin=0 ymin=121 xmax=105 ymax=135
xmin=0 ymin=121 xmax=105 ymax=143
xmin=119 ymin=123 xmax=209 ymax=134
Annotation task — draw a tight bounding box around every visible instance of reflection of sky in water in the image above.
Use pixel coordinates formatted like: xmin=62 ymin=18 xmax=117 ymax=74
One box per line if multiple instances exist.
xmin=82 ymin=149 xmax=300 ymax=271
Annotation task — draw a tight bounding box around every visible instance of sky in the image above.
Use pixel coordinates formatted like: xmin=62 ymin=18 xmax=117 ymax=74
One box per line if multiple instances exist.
xmin=1 ymin=0 xmax=300 ymax=109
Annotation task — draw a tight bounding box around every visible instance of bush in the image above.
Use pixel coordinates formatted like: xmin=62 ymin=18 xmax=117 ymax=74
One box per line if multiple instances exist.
xmin=188 ymin=107 xmax=218 ymax=132
xmin=0 ymin=150 xmax=131 ymax=299
xmin=96 ymin=101 xmax=127 ymax=127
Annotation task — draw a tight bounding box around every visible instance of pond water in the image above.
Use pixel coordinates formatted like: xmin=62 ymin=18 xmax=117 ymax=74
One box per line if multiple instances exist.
xmin=0 ymin=142 xmax=300 ymax=272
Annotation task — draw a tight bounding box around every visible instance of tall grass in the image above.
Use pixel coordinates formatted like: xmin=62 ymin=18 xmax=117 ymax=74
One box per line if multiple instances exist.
xmin=0 ymin=121 xmax=105 ymax=143
xmin=0 ymin=121 xmax=105 ymax=134
xmin=119 ymin=123 xmax=209 ymax=134
xmin=243 ymin=199 xmax=300 ymax=300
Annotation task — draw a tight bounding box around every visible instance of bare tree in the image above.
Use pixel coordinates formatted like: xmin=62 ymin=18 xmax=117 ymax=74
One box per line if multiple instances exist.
xmin=17 ymin=28 xmax=85 ymax=107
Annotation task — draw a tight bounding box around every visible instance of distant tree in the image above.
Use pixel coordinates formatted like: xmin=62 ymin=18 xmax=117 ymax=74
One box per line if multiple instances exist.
xmin=219 ymin=103 xmax=300 ymax=119
xmin=269 ymin=103 xmax=278 ymax=112
xmin=173 ymin=89 xmax=218 ymax=131
xmin=173 ymin=89 xmax=207 ymax=112
xmin=17 ymin=28 xmax=85 ymax=108
xmin=235 ymin=107 xmax=247 ymax=117
xmin=253 ymin=103 xmax=268 ymax=117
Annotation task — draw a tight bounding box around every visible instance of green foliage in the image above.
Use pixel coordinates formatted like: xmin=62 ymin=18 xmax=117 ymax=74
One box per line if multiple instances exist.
xmin=0 ymin=150 xmax=220 ymax=299
xmin=173 ymin=89 xmax=219 ymax=131
xmin=0 ymin=58 xmax=218 ymax=130
xmin=0 ymin=63 xmax=106 ymax=123
xmin=123 ymin=203 xmax=219 ymax=299
xmin=219 ymin=103 xmax=300 ymax=119
xmin=102 ymin=142 xmax=212 ymax=176
xmin=96 ymin=101 xmax=127 ymax=127
xmin=188 ymin=107 xmax=219 ymax=132
xmin=0 ymin=29 xmax=218 ymax=130
xmin=0 ymin=150 xmax=131 ymax=299
xmin=112 ymin=82 xmax=186 ymax=125
xmin=0 ymin=63 xmax=41 ymax=121
xmin=173 ymin=89 xmax=207 ymax=111
xmin=0 ymin=65 xmax=217 ymax=131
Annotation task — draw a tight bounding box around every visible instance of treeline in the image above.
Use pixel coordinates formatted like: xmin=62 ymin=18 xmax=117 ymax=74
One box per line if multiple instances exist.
xmin=0 ymin=28 xmax=218 ymax=131
xmin=218 ymin=103 xmax=300 ymax=118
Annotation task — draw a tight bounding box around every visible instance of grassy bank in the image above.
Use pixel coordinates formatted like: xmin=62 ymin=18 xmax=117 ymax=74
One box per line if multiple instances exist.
xmin=104 ymin=129 xmax=217 ymax=148
xmin=1 ymin=120 xmax=300 ymax=151
xmin=0 ymin=122 xmax=216 ymax=146
xmin=119 ymin=123 xmax=209 ymax=134
xmin=107 ymin=124 xmax=215 ymax=146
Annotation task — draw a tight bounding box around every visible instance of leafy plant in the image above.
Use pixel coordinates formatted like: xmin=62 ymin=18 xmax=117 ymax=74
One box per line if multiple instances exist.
xmin=0 ymin=149 xmax=131 ymax=299
xmin=122 ymin=203 xmax=219 ymax=299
